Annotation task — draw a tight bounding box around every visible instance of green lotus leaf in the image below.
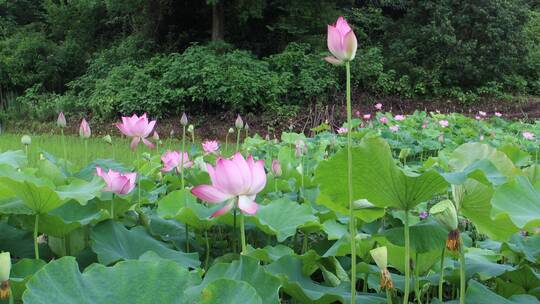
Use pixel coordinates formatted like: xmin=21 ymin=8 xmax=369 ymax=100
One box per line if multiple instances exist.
xmin=492 ymin=176 xmax=540 ymax=229
xmin=465 ymin=279 xmax=539 ymax=304
xmin=56 ymin=177 xmax=104 ymax=205
xmin=266 ymin=255 xmax=386 ymax=304
xmin=316 ymin=137 xmax=447 ymax=212
xmin=22 ymin=257 xmax=201 ymax=304
xmin=157 ymin=189 xmax=218 ymax=230
xmin=0 ymin=150 xmax=27 ymax=168
xmin=383 ymin=219 xmax=448 ymax=253
xmin=200 ymin=279 xmax=262 ymax=304
xmin=251 ymin=198 xmax=319 ymax=242
xmin=186 ymin=255 xmax=281 ymax=304
xmin=90 ymin=220 xmax=200 ymax=268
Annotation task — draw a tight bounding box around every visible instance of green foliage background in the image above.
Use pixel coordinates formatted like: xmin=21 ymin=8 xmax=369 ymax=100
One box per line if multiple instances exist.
xmin=1 ymin=0 xmax=539 ymax=120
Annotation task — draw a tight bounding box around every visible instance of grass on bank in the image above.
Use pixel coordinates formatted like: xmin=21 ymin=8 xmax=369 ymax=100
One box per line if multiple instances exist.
xmin=0 ymin=133 xmax=189 ymax=169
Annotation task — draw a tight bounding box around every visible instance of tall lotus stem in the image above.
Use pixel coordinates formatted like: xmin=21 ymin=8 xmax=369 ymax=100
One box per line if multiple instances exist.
xmin=438 ymin=247 xmax=446 ymax=301
xmin=240 ymin=212 xmax=247 ymax=254
xmin=459 ymin=236 xmax=466 ymax=304
xmin=84 ymin=139 xmax=88 ymax=166
xmin=236 ymin=129 xmax=241 ymax=152
xmin=403 ymin=210 xmax=411 ymax=304
xmin=60 ymin=128 xmax=67 ymax=169
xmin=225 ymin=130 xmax=230 ymax=155
xmin=34 ymin=214 xmax=40 ymax=260
xmin=414 ymin=253 xmax=422 ymax=304
xmin=205 ymin=229 xmax=210 ymax=269
xmin=181 ymin=124 xmax=189 ymax=252
xmin=110 ymin=193 xmax=115 ymax=219
xmin=345 ymin=61 xmax=357 ymax=301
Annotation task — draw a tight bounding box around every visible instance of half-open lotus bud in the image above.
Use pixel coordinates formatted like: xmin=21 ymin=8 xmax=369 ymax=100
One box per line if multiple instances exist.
xmin=429 ymin=199 xmax=458 ymax=232
xmin=370 ymin=246 xmax=388 ymax=270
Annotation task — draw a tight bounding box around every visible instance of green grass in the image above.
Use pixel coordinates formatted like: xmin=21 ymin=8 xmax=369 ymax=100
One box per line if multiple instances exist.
xmin=0 ymin=133 xmax=186 ymax=169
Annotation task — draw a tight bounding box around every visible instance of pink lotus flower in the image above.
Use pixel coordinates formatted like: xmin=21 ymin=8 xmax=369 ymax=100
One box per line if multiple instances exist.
xmin=271 ymin=159 xmax=282 ymax=177
xmin=479 ymin=111 xmax=487 ymax=117
xmin=325 ymin=17 xmax=357 ymax=65
xmin=389 ymin=125 xmax=399 ymax=132
xmin=202 ymin=140 xmax=219 ymax=154
xmin=523 ymin=132 xmax=535 ymax=140
xmin=439 ymin=120 xmax=449 ymax=127
xmin=536 ymin=227 xmax=540 ymax=234
xmin=379 ymin=117 xmax=388 ymax=124
xmin=475 ymin=115 xmax=482 ymax=120
xmin=363 ymin=114 xmax=371 ymax=120
xmin=79 ymin=118 xmax=91 ymax=138
xmin=191 ymin=153 xmax=266 ymax=217
xmin=337 ymin=127 xmax=348 ymax=134
xmin=355 ymin=111 xmax=361 ymax=117
xmin=375 ymin=103 xmax=383 ymax=110
xmin=161 ymin=151 xmax=193 ymax=173
xmin=57 ymin=112 xmax=66 ymax=128
xmin=116 ymin=113 xmax=156 ymax=151
xmin=96 ymin=166 xmax=136 ymax=195
xmin=495 ymin=112 xmax=502 ymax=117
xmin=394 ymin=114 xmax=405 ymax=121
xmin=422 ymin=124 xmax=427 ymax=129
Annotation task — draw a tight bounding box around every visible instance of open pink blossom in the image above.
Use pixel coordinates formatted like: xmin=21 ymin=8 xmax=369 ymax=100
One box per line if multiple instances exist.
xmin=116 ymin=113 xmax=156 ymax=151
xmin=523 ymin=132 xmax=535 ymax=140
xmin=394 ymin=115 xmax=405 ymax=121
xmin=375 ymin=103 xmax=383 ymax=110
xmin=379 ymin=117 xmax=388 ymax=124
xmin=479 ymin=111 xmax=487 ymax=117
xmin=191 ymin=153 xmax=266 ymax=217
xmin=337 ymin=127 xmax=348 ymax=134
xmin=363 ymin=114 xmax=371 ymax=120
xmin=161 ymin=151 xmax=193 ymax=173
xmin=439 ymin=120 xmax=449 ymax=127
xmin=325 ymin=16 xmax=357 ymax=65
xmin=475 ymin=115 xmax=482 ymax=120
xmin=96 ymin=166 xmax=136 ymax=195
xmin=389 ymin=125 xmax=399 ymax=132
xmin=494 ymin=112 xmax=502 ymax=117
xmin=79 ymin=118 xmax=91 ymax=138
xmin=202 ymin=140 xmax=219 ymax=154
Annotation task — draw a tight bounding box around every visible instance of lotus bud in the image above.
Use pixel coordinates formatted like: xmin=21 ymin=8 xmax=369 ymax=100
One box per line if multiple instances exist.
xmin=21 ymin=135 xmax=31 ymax=145
xmin=180 ymin=112 xmax=188 ymax=126
xmin=79 ymin=118 xmax=91 ymax=138
xmin=295 ymin=139 xmax=307 ymax=157
xmin=153 ymin=131 xmax=159 ymax=141
xmin=265 ymin=134 xmax=270 ymax=140
xmin=103 ymin=135 xmax=113 ymax=145
xmin=0 ymin=252 xmax=11 ymax=300
xmin=271 ymin=159 xmax=282 ymax=177
xmin=399 ymin=148 xmax=410 ymax=160
xmin=296 ymin=163 xmax=303 ymax=175
xmin=228 ymin=127 xmax=234 ymax=134
xmin=430 ymin=200 xmax=458 ymax=232
xmin=235 ymin=115 xmax=244 ymax=129
xmin=187 ymin=124 xmax=194 ymax=133
xmin=39 ymin=153 xmax=45 ymax=161
xmin=170 ymin=129 xmax=175 ymax=137
xmin=57 ymin=112 xmax=67 ymax=128
xmin=245 ymin=123 xmax=249 ymax=130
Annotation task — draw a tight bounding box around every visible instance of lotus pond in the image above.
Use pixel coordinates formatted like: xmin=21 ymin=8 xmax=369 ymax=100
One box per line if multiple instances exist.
xmin=0 ymin=109 xmax=539 ymax=304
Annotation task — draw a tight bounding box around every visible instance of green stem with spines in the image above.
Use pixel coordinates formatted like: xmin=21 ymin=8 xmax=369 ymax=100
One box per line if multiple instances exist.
xmin=181 ymin=125 xmax=189 ymax=253
xmin=403 ymin=210 xmax=411 ymax=304
xmin=236 ymin=129 xmax=241 ymax=152
xmin=345 ymin=61 xmax=356 ymax=303
xmin=414 ymin=252 xmax=422 ymax=304
xmin=459 ymin=236 xmax=466 ymax=304
xmin=386 ymin=288 xmax=393 ymax=304
xmin=34 ymin=214 xmax=40 ymax=260
xmin=240 ymin=212 xmax=247 ymax=254
xmin=439 ymin=246 xmax=446 ymax=301
xmin=61 ymin=128 xmax=67 ymax=170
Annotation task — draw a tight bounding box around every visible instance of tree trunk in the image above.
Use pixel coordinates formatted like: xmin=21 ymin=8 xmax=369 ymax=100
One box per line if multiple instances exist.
xmin=211 ymin=0 xmax=225 ymax=40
